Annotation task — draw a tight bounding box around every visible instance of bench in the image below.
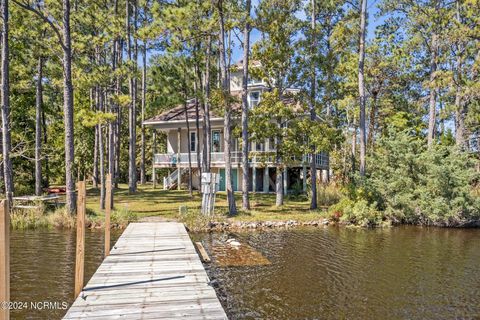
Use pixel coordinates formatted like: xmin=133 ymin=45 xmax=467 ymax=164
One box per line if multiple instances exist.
xmin=12 ymin=194 xmax=61 ymax=210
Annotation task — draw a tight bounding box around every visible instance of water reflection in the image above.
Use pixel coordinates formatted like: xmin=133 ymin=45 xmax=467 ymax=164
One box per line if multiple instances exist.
xmin=10 ymin=229 xmax=120 ymax=320
xmin=194 ymin=226 xmax=480 ymax=320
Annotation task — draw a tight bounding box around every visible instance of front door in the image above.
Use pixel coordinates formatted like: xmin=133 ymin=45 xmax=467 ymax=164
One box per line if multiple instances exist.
xmin=219 ymin=168 xmax=238 ymax=191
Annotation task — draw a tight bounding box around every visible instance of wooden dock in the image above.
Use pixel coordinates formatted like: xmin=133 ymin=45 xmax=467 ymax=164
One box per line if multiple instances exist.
xmin=63 ymin=222 xmax=227 ymax=319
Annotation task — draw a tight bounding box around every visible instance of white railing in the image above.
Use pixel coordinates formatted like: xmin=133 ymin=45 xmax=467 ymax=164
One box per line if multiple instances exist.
xmin=163 ymin=169 xmax=179 ymax=190
xmin=303 ymin=153 xmax=330 ymax=168
xmin=155 ymin=151 xmax=329 ymax=168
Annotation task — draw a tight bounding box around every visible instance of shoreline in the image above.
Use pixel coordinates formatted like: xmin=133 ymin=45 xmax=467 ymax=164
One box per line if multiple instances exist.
xmin=9 ymin=209 xmax=480 ymax=231
xmin=185 ymin=218 xmax=480 ymax=232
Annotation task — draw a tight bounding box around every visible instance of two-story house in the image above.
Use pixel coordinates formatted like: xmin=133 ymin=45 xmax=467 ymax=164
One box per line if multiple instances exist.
xmin=143 ymin=61 xmax=329 ymax=193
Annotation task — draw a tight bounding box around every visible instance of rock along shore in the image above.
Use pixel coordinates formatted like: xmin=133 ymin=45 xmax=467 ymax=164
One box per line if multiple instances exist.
xmin=202 ymin=219 xmax=331 ymax=232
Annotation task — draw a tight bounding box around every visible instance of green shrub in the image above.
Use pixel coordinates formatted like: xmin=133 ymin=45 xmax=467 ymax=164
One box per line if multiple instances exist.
xmin=340 ymin=200 xmax=384 ymax=227
xmin=111 ymin=207 xmax=138 ymax=227
xmin=349 ymin=130 xmax=480 ymax=226
xmin=178 ymin=207 xmax=211 ymax=232
xmin=328 ymin=197 xmax=354 ymax=221
xmin=47 ymin=208 xmax=76 ymax=229
xmin=317 ymin=184 xmax=342 ymax=207
xmin=10 ymin=209 xmax=50 ymax=229
xmin=10 ymin=207 xmax=78 ymax=230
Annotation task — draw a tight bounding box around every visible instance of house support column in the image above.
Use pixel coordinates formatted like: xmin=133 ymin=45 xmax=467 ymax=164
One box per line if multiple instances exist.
xmin=263 ymin=167 xmax=269 ymax=193
xmin=302 ymin=165 xmax=307 ymax=192
xmin=177 ymin=128 xmax=181 ymax=190
xmin=283 ymin=168 xmax=288 ymax=195
xmin=252 ymin=166 xmax=256 ymax=192
xmin=322 ymin=169 xmax=329 ymax=184
xmin=152 ymin=129 xmax=157 ymax=189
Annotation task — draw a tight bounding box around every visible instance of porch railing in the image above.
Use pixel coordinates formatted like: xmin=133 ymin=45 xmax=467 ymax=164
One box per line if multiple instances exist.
xmin=154 ymin=151 xmax=329 ymax=168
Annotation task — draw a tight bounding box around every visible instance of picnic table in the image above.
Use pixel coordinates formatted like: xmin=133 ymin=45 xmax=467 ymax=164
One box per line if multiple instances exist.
xmin=12 ymin=194 xmax=61 ymax=209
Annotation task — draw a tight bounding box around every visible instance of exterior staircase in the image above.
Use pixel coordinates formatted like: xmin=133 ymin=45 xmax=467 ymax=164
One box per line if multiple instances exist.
xmin=163 ymin=168 xmax=200 ymax=190
xmin=163 ymin=169 xmax=180 ymax=190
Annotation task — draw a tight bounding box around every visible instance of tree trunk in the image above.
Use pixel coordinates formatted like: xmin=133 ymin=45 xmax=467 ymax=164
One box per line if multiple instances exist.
xmin=454 ymin=1 xmax=466 ymax=149
xmin=112 ymin=0 xmax=120 ymax=190
xmin=93 ymin=125 xmax=99 ymax=187
xmin=133 ymin=0 xmax=138 ymax=190
xmin=324 ymin=21 xmax=333 ymax=183
xmin=0 ymin=129 xmax=3 ymax=194
xmin=63 ymin=0 xmax=76 ymax=213
xmin=193 ymin=59 xmax=202 ymax=186
xmin=217 ymin=0 xmax=237 ymax=215
xmin=358 ymin=0 xmax=367 ymax=177
xmin=99 ymin=86 xmax=106 ymax=210
xmin=99 ymin=124 xmax=106 ymax=209
xmin=275 ymin=119 xmax=284 ymax=206
xmin=1 ymin=0 xmax=13 ymax=203
xmin=241 ymin=0 xmax=251 ymax=210
xmin=184 ymin=86 xmax=193 ymax=197
xmin=309 ymin=0 xmax=317 ymax=209
xmin=194 ymin=84 xmax=201 ymax=183
xmin=351 ymin=119 xmax=357 ymax=174
xmin=275 ymin=167 xmax=283 ymax=206
xmin=91 ymin=59 xmax=98 ymax=187
xmin=455 ymin=89 xmax=466 ymax=148
xmin=127 ymin=0 xmax=137 ymax=193
xmin=114 ymin=38 xmax=123 ymax=188
xmin=367 ymin=92 xmax=377 ymax=149
xmin=140 ymin=44 xmax=146 ymax=184
xmin=203 ymin=36 xmax=212 ymax=172
xmin=427 ymin=34 xmax=438 ymax=147
xmin=35 ymin=56 xmax=44 ymax=196
xmin=108 ymin=36 xmax=116 ymax=208
xmin=0 ymin=129 xmax=3 ymax=195
xmin=42 ymin=108 xmax=49 ymax=188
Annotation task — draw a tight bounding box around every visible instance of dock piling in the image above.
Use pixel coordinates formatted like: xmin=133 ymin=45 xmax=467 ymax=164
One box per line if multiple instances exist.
xmin=74 ymin=181 xmax=86 ymax=299
xmin=105 ymin=174 xmax=112 ymax=257
xmin=0 ymin=200 xmax=10 ymax=320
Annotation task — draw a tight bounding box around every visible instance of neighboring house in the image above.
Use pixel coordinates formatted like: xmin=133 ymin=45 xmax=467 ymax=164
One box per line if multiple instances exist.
xmin=143 ymin=61 xmax=329 ymax=192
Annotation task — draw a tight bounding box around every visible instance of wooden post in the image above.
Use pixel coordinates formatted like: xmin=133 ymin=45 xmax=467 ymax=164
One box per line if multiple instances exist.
xmin=0 ymin=200 xmax=10 ymax=320
xmin=74 ymin=181 xmax=86 ymax=299
xmin=105 ymin=174 xmax=112 ymax=257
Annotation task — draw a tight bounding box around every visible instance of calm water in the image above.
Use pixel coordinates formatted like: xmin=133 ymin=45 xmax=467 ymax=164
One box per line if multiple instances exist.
xmin=9 ymin=226 xmax=480 ymax=319
xmin=10 ymin=229 xmax=120 ymax=319
xmin=193 ymin=226 xmax=480 ymax=320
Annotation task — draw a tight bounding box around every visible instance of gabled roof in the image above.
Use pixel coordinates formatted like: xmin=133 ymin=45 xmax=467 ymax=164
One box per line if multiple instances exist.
xmin=232 ymin=60 xmax=262 ymax=70
xmin=144 ymin=93 xmax=302 ymax=125
xmin=144 ymin=101 xmax=217 ymax=123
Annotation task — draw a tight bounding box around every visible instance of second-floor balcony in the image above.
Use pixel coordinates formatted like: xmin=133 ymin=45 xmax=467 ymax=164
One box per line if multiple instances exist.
xmin=153 ymin=151 xmax=329 ymax=169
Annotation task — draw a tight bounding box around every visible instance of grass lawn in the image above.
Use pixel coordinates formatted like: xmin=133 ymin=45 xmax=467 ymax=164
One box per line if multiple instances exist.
xmin=85 ymin=183 xmax=328 ymax=224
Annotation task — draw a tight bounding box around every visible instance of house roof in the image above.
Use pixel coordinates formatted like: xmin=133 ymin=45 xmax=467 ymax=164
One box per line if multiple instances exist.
xmin=144 ymin=101 xmax=216 ymax=123
xmin=232 ymin=60 xmax=262 ymax=70
xmin=144 ymin=93 xmax=302 ymax=125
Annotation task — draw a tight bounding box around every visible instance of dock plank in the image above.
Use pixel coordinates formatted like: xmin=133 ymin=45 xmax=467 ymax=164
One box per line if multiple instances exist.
xmin=63 ymin=222 xmax=226 ymax=320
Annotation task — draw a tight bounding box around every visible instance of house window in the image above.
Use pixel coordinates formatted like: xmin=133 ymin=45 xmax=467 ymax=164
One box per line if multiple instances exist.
xmin=190 ymin=131 xmax=196 ymax=152
xmin=248 ymin=91 xmax=261 ymax=108
xmin=212 ymin=130 xmax=221 ymax=152
xmin=256 ymin=142 xmax=264 ymax=151
xmin=269 ymin=138 xmax=275 ymax=151
xmin=247 ymin=76 xmax=261 ymax=85
xmin=232 ymin=138 xmax=238 ymax=152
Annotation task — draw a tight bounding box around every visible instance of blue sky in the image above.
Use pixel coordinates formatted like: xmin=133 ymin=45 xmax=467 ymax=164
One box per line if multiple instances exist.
xmin=146 ymin=0 xmax=385 ymax=66
xmin=229 ymin=0 xmax=384 ymax=63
